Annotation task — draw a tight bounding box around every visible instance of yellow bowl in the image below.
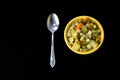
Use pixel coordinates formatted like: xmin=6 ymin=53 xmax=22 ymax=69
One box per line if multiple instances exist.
xmin=64 ymin=16 xmax=104 ymax=55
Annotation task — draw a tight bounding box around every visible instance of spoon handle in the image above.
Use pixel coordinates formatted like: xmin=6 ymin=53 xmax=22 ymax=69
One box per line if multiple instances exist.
xmin=50 ymin=33 xmax=55 ymax=68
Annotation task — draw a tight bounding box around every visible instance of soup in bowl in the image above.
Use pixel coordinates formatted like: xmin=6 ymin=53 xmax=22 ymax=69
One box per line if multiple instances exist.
xmin=64 ymin=16 xmax=104 ymax=55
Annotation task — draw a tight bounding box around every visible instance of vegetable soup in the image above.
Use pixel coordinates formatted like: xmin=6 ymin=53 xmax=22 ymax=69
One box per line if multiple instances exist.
xmin=66 ymin=17 xmax=102 ymax=52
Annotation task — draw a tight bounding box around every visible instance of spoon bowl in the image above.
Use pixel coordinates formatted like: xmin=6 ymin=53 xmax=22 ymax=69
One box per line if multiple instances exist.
xmin=47 ymin=13 xmax=59 ymax=33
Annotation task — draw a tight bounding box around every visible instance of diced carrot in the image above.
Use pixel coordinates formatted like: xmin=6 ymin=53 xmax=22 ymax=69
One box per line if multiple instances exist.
xmin=75 ymin=23 xmax=83 ymax=30
xmin=84 ymin=17 xmax=89 ymax=22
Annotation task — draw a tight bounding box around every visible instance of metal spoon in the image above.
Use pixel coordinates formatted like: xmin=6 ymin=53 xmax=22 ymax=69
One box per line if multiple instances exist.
xmin=47 ymin=13 xmax=59 ymax=68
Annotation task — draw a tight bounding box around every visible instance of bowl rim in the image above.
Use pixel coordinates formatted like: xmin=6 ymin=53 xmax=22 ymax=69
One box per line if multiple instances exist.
xmin=64 ymin=15 xmax=104 ymax=55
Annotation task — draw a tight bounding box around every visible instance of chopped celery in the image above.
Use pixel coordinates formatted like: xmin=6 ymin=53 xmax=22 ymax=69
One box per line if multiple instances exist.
xmin=82 ymin=25 xmax=88 ymax=33
xmin=76 ymin=29 xmax=81 ymax=33
xmin=71 ymin=29 xmax=75 ymax=37
xmin=69 ymin=37 xmax=74 ymax=45
xmin=80 ymin=35 xmax=85 ymax=41
xmin=73 ymin=31 xmax=78 ymax=38
xmin=87 ymin=30 xmax=92 ymax=35
xmin=90 ymin=40 xmax=98 ymax=48
xmin=72 ymin=40 xmax=80 ymax=51
xmin=78 ymin=19 xmax=83 ymax=23
xmin=67 ymin=29 xmax=71 ymax=37
xmin=87 ymin=43 xmax=92 ymax=49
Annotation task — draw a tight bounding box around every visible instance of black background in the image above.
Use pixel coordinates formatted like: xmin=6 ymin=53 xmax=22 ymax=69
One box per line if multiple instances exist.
xmin=1 ymin=0 xmax=118 ymax=80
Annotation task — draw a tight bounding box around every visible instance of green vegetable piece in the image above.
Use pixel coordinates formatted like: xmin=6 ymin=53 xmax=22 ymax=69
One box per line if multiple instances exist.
xmin=90 ymin=40 xmax=98 ymax=48
xmin=82 ymin=26 xmax=88 ymax=33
